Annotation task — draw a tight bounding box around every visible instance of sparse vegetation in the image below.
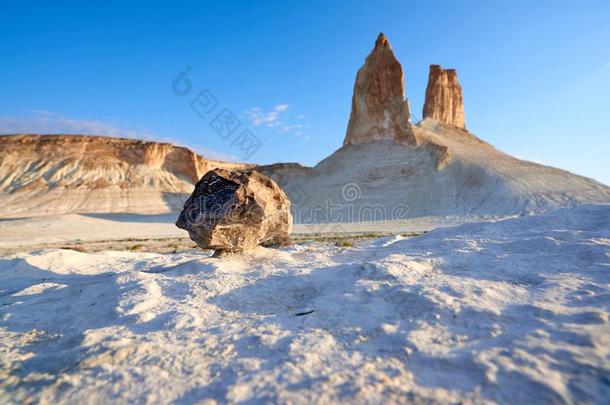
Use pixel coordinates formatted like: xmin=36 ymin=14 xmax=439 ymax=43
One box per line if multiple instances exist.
xmin=336 ymin=240 xmax=354 ymax=248
xmin=1 ymin=232 xmax=424 ymax=256
xmin=261 ymin=235 xmax=293 ymax=248
xmin=60 ymin=246 xmax=86 ymax=252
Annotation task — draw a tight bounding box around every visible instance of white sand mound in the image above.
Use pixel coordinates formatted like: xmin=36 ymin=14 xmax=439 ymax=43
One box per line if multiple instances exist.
xmin=261 ymin=120 xmax=610 ymax=221
xmin=1 ymin=204 xmax=609 ymax=403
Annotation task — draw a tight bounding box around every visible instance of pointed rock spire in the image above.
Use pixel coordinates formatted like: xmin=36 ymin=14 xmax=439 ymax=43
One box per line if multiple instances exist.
xmin=374 ymin=32 xmax=390 ymax=49
xmin=423 ymin=65 xmax=466 ymax=129
xmin=343 ymin=33 xmax=416 ymax=146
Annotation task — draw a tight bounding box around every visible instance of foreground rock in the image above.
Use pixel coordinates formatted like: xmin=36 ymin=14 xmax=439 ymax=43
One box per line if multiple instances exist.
xmin=423 ymin=64 xmax=466 ymax=129
xmin=175 ymin=169 xmax=292 ymax=253
xmin=343 ymin=33 xmax=416 ymax=146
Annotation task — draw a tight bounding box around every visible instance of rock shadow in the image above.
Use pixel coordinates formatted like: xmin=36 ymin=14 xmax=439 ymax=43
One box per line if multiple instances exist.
xmin=0 ymin=257 xmax=137 ymax=397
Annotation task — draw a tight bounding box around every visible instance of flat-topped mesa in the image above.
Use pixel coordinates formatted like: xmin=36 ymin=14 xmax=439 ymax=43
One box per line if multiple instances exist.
xmin=343 ymin=33 xmax=416 ymax=146
xmin=423 ymin=65 xmax=466 ymax=129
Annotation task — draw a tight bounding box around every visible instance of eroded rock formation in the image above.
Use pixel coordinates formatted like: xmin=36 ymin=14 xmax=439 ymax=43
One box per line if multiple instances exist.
xmin=0 ymin=134 xmax=251 ymax=217
xmin=343 ymin=33 xmax=416 ymax=146
xmin=423 ymin=65 xmax=466 ymax=129
xmin=175 ymin=169 xmax=292 ymax=253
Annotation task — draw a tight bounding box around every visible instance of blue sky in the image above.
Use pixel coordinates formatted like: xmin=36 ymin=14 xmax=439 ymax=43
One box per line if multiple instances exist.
xmin=1 ymin=1 xmax=609 ymax=184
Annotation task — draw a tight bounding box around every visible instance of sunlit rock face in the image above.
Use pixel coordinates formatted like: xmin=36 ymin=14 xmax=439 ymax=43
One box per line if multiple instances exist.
xmin=423 ymin=65 xmax=466 ymax=130
xmin=0 ymin=134 xmax=252 ymax=218
xmin=343 ymin=33 xmax=416 ymax=146
xmin=175 ymin=168 xmax=292 ymax=253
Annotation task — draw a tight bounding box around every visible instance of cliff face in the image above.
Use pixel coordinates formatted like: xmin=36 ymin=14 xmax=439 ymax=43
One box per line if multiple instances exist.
xmin=343 ymin=33 xmax=416 ymax=146
xmin=423 ymin=65 xmax=466 ymax=129
xmin=0 ymin=134 xmax=251 ymax=217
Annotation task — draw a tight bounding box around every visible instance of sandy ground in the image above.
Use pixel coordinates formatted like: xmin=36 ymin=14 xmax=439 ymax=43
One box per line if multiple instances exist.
xmin=0 ymin=211 xmax=482 ymax=252
xmin=0 ymin=213 xmax=184 ymax=249
xmin=1 ymin=204 xmax=609 ymax=403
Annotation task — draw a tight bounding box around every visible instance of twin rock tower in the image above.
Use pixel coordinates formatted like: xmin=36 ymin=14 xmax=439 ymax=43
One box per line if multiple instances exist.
xmin=344 ymin=33 xmax=465 ymax=146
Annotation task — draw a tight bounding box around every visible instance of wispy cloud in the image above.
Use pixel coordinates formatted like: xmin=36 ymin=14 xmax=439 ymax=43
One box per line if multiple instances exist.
xmin=278 ymin=123 xmax=310 ymax=136
xmin=244 ymin=104 xmax=310 ymax=140
xmin=244 ymin=104 xmax=290 ymax=128
xmin=0 ymin=110 xmax=154 ymax=139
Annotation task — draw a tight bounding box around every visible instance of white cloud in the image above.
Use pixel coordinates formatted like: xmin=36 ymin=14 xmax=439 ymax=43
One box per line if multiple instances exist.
xmin=244 ymin=104 xmax=310 ymax=140
xmin=278 ymin=123 xmax=310 ymax=134
xmin=244 ymin=104 xmax=291 ymax=128
xmin=0 ymin=110 xmax=154 ymax=139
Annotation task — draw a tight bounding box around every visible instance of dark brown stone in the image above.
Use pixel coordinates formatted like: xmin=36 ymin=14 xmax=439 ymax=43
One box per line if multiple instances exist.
xmin=176 ymin=169 xmax=292 ymax=253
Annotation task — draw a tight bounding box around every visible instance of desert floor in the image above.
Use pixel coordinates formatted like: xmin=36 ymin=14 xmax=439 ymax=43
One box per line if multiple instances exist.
xmin=1 ymin=205 xmax=609 ymax=403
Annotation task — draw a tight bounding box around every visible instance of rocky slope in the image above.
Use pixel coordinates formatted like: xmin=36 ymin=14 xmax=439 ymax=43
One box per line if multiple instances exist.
xmin=260 ymin=35 xmax=610 ymax=222
xmin=0 ymin=134 xmax=250 ymax=218
xmin=261 ymin=119 xmax=610 ymax=222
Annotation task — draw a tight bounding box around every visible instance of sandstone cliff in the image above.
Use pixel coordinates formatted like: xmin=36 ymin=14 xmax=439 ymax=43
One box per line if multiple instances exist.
xmin=423 ymin=65 xmax=466 ymax=129
xmin=0 ymin=134 xmax=251 ymax=217
xmin=343 ymin=33 xmax=416 ymax=146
